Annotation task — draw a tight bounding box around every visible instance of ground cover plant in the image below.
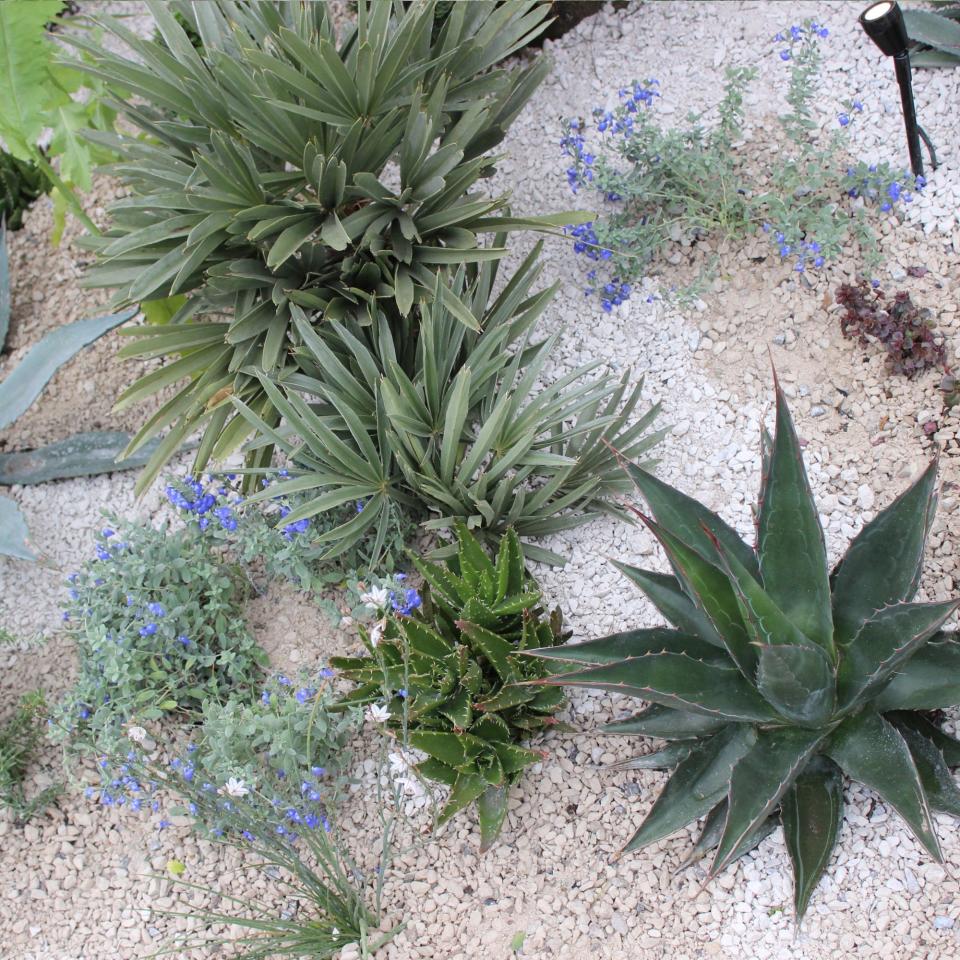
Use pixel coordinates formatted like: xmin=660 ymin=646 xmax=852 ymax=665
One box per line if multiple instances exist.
xmin=332 ymin=522 xmax=569 ymax=849
xmin=560 ymin=19 xmax=924 ymax=308
xmin=534 ymin=377 xmax=960 ymax=920
xmin=67 ymin=0 xmax=575 ymax=491
xmin=0 ymin=688 xmax=61 ymax=821
xmin=836 ymin=278 xmax=946 ymax=378
xmin=49 ymin=517 xmax=266 ymax=762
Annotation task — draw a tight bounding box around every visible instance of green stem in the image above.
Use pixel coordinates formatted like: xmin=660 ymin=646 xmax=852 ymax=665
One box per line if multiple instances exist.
xmin=28 ymin=146 xmax=99 ymax=236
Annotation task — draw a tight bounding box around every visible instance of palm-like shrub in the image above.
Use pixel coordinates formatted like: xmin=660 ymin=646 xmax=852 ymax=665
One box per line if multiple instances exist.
xmin=534 ymin=380 xmax=960 ymax=919
xmin=67 ymin=0 xmax=574 ymax=489
xmin=332 ymin=523 xmax=569 ymax=848
xmin=234 ymin=248 xmax=663 ymax=563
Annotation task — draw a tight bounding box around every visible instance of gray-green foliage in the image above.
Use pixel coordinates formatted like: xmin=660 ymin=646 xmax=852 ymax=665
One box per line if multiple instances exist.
xmin=905 ymin=5 xmax=960 ymax=67
xmin=0 ymin=689 xmax=61 ymax=821
xmin=50 ymin=517 xmax=266 ymax=757
xmin=67 ymin=0 xmax=573 ymax=491
xmin=535 ymin=379 xmax=960 ymax=921
xmin=236 ymin=247 xmax=663 ymax=565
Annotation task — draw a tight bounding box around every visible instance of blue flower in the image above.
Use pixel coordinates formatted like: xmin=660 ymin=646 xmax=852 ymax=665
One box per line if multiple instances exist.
xmin=838 ymin=113 xmax=850 ymax=127
xmin=295 ymin=688 xmax=316 ymax=705
xmin=881 ymin=201 xmax=892 ymax=212
xmin=147 ymin=602 xmax=166 ymax=618
xmin=177 ymin=635 xmax=190 ymax=647
xmin=320 ymin=667 xmax=335 ymax=680
xmin=101 ymin=528 xmax=115 ymax=538
xmin=853 ymin=100 xmax=863 ymax=112
xmin=779 ymin=50 xmax=791 ymax=61
xmin=888 ymin=182 xmax=901 ymax=201
xmin=139 ymin=623 xmax=158 ymax=637
xmin=311 ymin=766 xmax=326 ymax=777
xmin=261 ymin=690 xmax=271 ymax=706
xmin=96 ymin=546 xmax=112 ymax=562
xmin=276 ymin=675 xmax=291 ymax=686
xmin=398 ymin=688 xmax=408 ymax=698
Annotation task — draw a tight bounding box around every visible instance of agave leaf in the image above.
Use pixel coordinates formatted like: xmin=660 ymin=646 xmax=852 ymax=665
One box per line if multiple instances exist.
xmin=0 ymin=494 xmax=35 ymax=560
xmin=602 ymin=705 xmax=731 ymax=740
xmin=436 ymin=771 xmax=488 ymax=826
xmin=642 ymin=517 xmax=756 ymax=679
xmin=827 ymin=710 xmax=942 ymax=861
xmin=903 ymin=9 xmax=960 ymax=54
xmin=622 ymin=725 xmax=757 ymax=854
xmin=610 ymin=562 xmax=727 ymax=648
xmin=755 ymin=644 xmax=835 ymax=728
xmin=609 ymin=741 xmax=693 ymax=771
xmin=831 ymin=460 xmax=938 ymax=644
xmin=872 ymin=637 xmax=960 ymax=711
xmin=897 ymin=724 xmax=960 ymax=818
xmin=478 ymin=783 xmax=510 ymax=851
xmin=836 ymin=599 xmax=960 ymax=711
xmin=0 ymin=307 xmax=138 ymax=429
xmin=756 ymin=381 xmax=833 ymax=654
xmin=711 ymin=727 xmax=825 ymax=876
xmin=527 ymin=628 xmax=731 ymax=666
xmin=887 ymin=712 xmax=960 ymax=767
xmin=677 ymin=800 xmax=776 ymax=874
xmin=548 ymin=653 xmax=778 ymax=722
xmin=620 ymin=459 xmax=758 ymax=577
xmin=781 ymin=754 xmax=844 ymax=921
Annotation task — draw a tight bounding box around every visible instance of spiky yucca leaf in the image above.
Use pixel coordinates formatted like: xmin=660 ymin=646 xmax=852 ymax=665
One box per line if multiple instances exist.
xmin=331 ymin=523 xmax=569 ymax=849
xmin=232 ymin=248 xmax=663 ymax=565
xmin=533 ymin=378 xmax=960 ymax=920
xmin=65 ymin=0 xmax=583 ymax=490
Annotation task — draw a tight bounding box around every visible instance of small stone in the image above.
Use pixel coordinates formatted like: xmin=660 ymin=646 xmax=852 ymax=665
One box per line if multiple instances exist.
xmin=933 ymin=917 xmax=955 ymax=930
xmin=810 ymin=405 xmax=827 ymax=418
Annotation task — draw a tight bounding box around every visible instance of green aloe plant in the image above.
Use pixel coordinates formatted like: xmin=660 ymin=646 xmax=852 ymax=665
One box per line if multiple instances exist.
xmin=533 ymin=377 xmax=960 ymax=920
xmin=231 ymin=247 xmax=662 ymax=565
xmin=66 ymin=0 xmax=580 ymax=491
xmin=331 ymin=523 xmax=569 ymax=849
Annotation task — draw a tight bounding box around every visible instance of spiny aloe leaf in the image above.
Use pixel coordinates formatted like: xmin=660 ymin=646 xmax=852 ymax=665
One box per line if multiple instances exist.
xmin=620 ymin=458 xmax=759 ymax=577
xmin=872 ymin=637 xmax=960 ymax=711
xmin=436 ymin=771 xmax=488 ymax=826
xmin=622 ymin=724 xmax=757 ymax=854
xmin=711 ymin=726 xmax=825 ymax=876
xmin=478 ymin=783 xmax=510 ymax=852
xmin=755 ymin=643 xmax=835 ymax=728
xmin=610 ymin=562 xmax=726 ymax=647
xmin=602 ymin=705 xmax=731 ymax=739
xmin=495 ymin=526 xmax=524 ymax=601
xmin=458 ymin=620 xmax=515 ymax=682
xmin=781 ymin=754 xmax=844 ymax=922
xmin=888 ymin=712 xmax=960 ymax=767
xmin=831 ymin=460 xmax=938 ymax=644
xmin=0 ymin=221 xmax=9 ymax=351
xmin=836 ymin=599 xmax=960 ymax=710
xmin=543 ymin=653 xmax=779 ymax=723
xmin=827 ymin=710 xmax=942 ymax=861
xmin=0 ymin=306 xmax=138 ymax=429
xmin=0 ymin=431 xmax=174 ymax=485
xmin=527 ymin=627 xmax=730 ymax=666
xmin=0 ymin=493 xmax=35 ymax=560
xmin=642 ymin=517 xmax=756 ymax=679
xmin=756 ymin=381 xmax=833 ymax=654
xmin=475 ymin=683 xmax=537 ymax=713
xmin=898 ymin=725 xmax=960 ymax=818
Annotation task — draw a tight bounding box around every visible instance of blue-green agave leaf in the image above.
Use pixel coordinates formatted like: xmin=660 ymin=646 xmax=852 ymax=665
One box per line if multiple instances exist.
xmin=831 ymin=460 xmax=938 ymax=644
xmin=897 ymin=724 xmax=960 ymax=818
xmin=602 ymin=705 xmax=732 ymax=739
xmin=827 ymin=710 xmax=941 ymax=861
xmin=872 ymin=637 xmax=960 ymax=711
xmin=755 ymin=644 xmax=835 ymax=728
xmin=781 ymin=754 xmax=844 ymax=921
xmin=711 ymin=726 xmax=825 ymax=876
xmin=0 ymin=494 xmax=35 ymax=560
xmin=756 ymin=381 xmax=833 ymax=654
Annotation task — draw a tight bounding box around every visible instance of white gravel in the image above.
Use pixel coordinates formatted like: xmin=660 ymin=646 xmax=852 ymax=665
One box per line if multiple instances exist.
xmin=2 ymin=3 xmax=960 ymax=959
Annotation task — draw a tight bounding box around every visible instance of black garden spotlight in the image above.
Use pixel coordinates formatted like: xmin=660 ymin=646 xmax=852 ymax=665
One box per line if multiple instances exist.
xmin=859 ymin=0 xmax=937 ymax=178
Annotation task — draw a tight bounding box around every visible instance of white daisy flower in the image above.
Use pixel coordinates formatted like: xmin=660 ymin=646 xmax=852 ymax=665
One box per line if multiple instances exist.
xmin=360 ymin=585 xmax=390 ymax=610
xmin=126 ymin=725 xmax=148 ymax=744
xmin=369 ymin=620 xmax=385 ymax=647
xmin=220 ymin=777 xmax=250 ymax=798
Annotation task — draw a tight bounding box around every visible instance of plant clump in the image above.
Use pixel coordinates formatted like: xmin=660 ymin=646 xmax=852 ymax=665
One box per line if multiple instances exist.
xmin=332 ymin=522 xmax=569 ymax=849
xmin=836 ymin=278 xmax=945 ymax=378
xmin=560 ymin=19 xmax=923 ymax=307
xmin=534 ymin=378 xmax=960 ymax=920
xmin=50 ymin=517 xmax=267 ymax=759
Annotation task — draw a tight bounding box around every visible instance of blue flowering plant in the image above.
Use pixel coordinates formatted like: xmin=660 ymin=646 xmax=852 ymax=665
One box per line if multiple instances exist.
xmin=164 ymin=472 xmax=413 ymax=594
xmin=331 ymin=523 xmax=570 ymax=850
xmin=49 ymin=517 xmax=266 ymax=760
xmin=561 ymin=19 xmax=924 ymax=307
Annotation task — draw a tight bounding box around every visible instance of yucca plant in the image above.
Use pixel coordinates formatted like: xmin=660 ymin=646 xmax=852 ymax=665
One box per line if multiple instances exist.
xmin=232 ymin=246 xmax=663 ymax=564
xmin=533 ymin=378 xmax=960 ymax=920
xmin=66 ymin=0 xmax=579 ymax=490
xmin=331 ymin=523 xmax=569 ymax=849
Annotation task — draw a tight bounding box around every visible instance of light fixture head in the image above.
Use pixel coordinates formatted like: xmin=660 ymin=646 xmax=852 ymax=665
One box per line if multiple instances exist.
xmin=859 ymin=1 xmax=909 ymax=57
